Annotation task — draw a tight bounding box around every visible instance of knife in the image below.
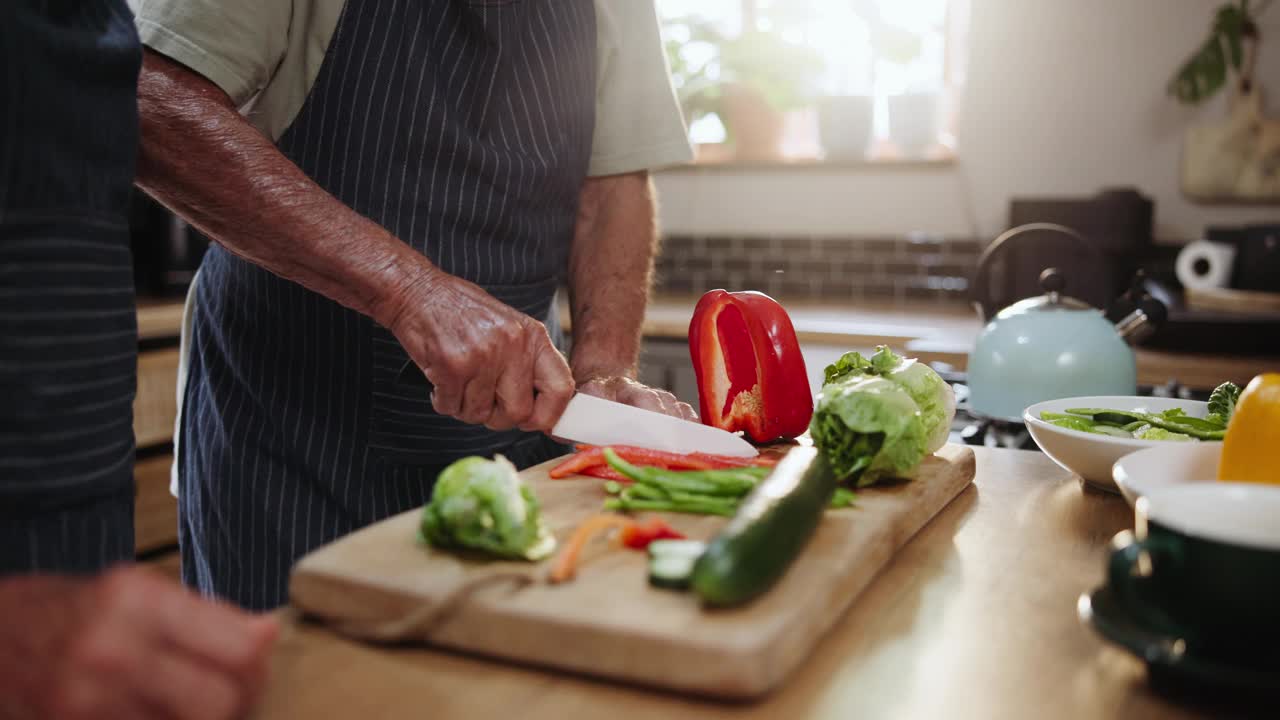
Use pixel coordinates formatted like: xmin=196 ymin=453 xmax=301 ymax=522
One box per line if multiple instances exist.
xmin=395 ymin=360 xmax=758 ymax=457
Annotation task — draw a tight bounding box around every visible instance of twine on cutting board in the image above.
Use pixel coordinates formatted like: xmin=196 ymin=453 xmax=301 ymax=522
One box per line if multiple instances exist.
xmin=323 ymin=570 xmax=538 ymax=644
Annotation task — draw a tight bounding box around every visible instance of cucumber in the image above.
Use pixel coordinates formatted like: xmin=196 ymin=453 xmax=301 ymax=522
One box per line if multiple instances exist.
xmin=690 ymin=446 xmax=837 ymax=607
xmin=647 ymin=540 xmax=706 ymax=589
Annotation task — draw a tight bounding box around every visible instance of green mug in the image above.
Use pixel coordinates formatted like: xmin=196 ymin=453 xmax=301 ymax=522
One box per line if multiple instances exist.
xmin=1108 ymin=482 xmax=1280 ymax=664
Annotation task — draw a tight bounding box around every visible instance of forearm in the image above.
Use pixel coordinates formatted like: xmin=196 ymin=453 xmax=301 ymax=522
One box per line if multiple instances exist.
xmin=133 ymin=50 xmax=434 ymax=326
xmin=566 ymin=171 xmax=658 ymax=382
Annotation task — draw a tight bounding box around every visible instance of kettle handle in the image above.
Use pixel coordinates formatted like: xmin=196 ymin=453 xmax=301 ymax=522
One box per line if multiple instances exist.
xmin=970 ymin=223 xmax=1107 ymax=321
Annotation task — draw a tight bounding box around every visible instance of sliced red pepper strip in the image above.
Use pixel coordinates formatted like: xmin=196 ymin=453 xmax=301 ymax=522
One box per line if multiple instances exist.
xmin=550 ymin=446 xmax=723 ymax=478
xmin=686 ymin=452 xmax=777 ymax=468
xmin=549 ymin=448 xmax=607 ymax=478
xmin=688 ymin=290 xmax=813 ymax=443
xmin=579 ymin=465 xmax=631 ymax=482
xmin=619 ymin=517 xmax=686 ymax=550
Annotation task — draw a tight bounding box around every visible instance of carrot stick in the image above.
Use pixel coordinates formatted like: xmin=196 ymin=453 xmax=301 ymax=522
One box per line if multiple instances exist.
xmin=548 ymin=514 xmax=636 ymax=584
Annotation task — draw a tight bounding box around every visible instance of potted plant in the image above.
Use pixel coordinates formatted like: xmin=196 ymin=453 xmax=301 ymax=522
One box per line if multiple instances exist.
xmin=1168 ymin=0 xmax=1269 ymax=105
xmin=1168 ymin=1 xmax=1279 ymax=201
xmin=816 ymin=1 xmax=930 ymax=160
xmin=850 ymin=2 xmax=937 ymax=158
xmin=664 ymin=17 xmax=824 ymax=161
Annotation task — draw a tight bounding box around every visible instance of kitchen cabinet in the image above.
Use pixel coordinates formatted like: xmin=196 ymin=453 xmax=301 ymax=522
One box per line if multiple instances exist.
xmin=133 ymin=348 xmax=180 ymax=448
xmin=133 ymin=302 xmax=183 ymax=567
xmin=134 ymin=454 xmax=177 ymax=555
xmin=636 ymin=338 xmax=698 ymax=406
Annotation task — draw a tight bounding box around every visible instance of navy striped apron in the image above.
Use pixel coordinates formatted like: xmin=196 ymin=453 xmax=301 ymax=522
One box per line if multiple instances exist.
xmin=0 ymin=0 xmax=141 ymax=575
xmin=180 ymin=0 xmax=597 ymax=608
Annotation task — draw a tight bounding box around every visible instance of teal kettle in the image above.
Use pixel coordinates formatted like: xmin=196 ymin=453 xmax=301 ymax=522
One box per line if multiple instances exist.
xmin=967 ymin=225 xmax=1161 ymax=421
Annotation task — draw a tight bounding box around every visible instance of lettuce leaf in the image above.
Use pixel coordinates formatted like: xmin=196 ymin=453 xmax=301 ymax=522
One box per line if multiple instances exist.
xmin=811 ymin=376 xmax=929 ymax=486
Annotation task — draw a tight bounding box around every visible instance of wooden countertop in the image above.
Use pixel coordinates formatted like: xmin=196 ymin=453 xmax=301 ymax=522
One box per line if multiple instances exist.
xmin=254 ymin=447 xmax=1250 ymax=720
xmin=571 ymin=297 xmax=1277 ymax=391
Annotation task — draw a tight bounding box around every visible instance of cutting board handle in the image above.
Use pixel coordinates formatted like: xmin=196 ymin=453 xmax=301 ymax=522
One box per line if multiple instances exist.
xmin=326 ymin=571 xmax=535 ymax=644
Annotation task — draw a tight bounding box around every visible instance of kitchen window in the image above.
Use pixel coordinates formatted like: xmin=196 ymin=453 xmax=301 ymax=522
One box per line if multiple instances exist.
xmin=657 ymin=0 xmax=969 ymax=165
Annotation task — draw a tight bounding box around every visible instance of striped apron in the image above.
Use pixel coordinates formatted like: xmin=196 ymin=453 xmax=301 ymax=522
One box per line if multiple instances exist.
xmin=0 ymin=0 xmax=141 ymax=574
xmin=180 ymin=0 xmax=597 ymax=608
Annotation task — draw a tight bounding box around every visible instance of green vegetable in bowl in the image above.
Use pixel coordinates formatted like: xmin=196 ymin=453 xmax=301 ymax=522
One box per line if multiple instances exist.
xmin=1131 ymin=425 xmax=1194 ymax=442
xmin=1039 ymin=404 xmax=1227 ymax=442
xmin=1207 ymin=381 xmax=1242 ymax=426
xmin=420 ymin=455 xmax=556 ymax=561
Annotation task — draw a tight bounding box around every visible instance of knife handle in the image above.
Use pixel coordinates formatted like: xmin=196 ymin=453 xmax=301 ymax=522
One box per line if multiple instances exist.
xmin=396 ymin=359 xmax=435 ymax=393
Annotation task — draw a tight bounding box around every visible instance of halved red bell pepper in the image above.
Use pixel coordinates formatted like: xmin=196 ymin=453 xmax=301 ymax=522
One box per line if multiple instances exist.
xmin=688 ymin=290 xmax=813 ymax=443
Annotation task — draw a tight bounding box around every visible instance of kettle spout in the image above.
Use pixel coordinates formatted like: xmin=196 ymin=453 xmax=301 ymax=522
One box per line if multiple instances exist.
xmin=1114 ymin=298 xmax=1167 ymax=346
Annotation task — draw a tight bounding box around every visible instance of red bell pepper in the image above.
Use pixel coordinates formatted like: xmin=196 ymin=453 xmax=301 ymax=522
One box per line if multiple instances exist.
xmin=618 ymin=517 xmax=685 ymax=550
xmin=688 ymin=290 xmax=813 ymax=443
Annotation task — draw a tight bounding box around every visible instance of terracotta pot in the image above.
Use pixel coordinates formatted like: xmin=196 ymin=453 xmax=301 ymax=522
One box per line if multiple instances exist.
xmin=720 ymin=82 xmax=784 ymax=162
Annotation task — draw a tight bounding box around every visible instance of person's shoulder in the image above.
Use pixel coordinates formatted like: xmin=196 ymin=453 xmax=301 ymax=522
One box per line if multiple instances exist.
xmin=131 ymin=0 xmax=315 ymax=106
xmin=592 ymin=0 xmax=660 ymax=46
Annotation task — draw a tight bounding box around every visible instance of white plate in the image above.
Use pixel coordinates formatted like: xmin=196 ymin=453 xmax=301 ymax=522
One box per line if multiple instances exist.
xmin=1022 ymin=396 xmax=1217 ymax=493
xmin=1112 ymin=442 xmax=1222 ymax=507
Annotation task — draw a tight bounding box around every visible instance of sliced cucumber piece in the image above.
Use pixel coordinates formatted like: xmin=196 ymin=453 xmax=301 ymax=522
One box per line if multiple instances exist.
xmin=1092 ymin=425 xmax=1134 ymax=438
xmin=647 ymin=539 xmax=706 ymax=590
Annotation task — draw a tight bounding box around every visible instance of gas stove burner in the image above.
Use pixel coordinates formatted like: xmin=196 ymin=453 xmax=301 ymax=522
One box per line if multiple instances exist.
xmin=958 ymin=417 xmax=1039 ymax=450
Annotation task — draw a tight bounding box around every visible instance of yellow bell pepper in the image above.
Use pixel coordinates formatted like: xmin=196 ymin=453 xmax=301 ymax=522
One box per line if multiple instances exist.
xmin=1218 ymin=373 xmax=1280 ymax=485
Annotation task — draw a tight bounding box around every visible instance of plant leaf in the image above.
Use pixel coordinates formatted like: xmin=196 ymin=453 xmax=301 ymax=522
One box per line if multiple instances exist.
xmin=1168 ymin=3 xmax=1246 ymax=104
xmin=1216 ymin=4 xmax=1247 ymax=68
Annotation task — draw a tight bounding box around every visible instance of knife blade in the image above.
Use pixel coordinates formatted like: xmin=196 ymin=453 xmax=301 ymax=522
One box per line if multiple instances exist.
xmin=551 ymin=393 xmax=758 ymax=458
xmin=396 ymin=359 xmax=758 ymax=457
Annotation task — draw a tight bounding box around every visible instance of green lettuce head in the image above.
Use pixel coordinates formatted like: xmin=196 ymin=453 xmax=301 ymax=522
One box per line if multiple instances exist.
xmin=810 ymin=376 xmax=929 ymax=486
xmin=814 ymin=347 xmax=956 ymax=485
xmin=822 ymin=347 xmax=955 ymax=453
xmin=420 ymin=455 xmax=556 ymax=561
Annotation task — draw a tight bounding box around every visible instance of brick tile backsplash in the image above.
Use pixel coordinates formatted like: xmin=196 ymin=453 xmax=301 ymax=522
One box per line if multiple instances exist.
xmin=655 ymin=234 xmax=982 ymax=305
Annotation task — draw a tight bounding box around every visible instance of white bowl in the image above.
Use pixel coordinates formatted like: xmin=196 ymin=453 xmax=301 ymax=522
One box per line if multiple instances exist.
xmin=1022 ymin=396 xmax=1217 ymax=493
xmin=1112 ymin=442 xmax=1222 ymax=507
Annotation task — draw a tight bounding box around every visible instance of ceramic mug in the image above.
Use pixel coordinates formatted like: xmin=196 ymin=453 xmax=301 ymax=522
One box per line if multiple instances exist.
xmin=1108 ymin=482 xmax=1280 ymax=663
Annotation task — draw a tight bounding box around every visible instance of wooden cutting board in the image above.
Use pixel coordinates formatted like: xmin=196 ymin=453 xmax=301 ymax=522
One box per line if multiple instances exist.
xmin=289 ymin=444 xmax=976 ymax=699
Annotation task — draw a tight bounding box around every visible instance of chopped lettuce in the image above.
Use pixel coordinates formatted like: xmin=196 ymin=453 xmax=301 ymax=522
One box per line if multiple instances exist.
xmin=1132 ymin=425 xmax=1195 ymax=442
xmin=811 ymin=347 xmax=956 ymax=486
xmin=420 ymin=455 xmax=556 ymax=561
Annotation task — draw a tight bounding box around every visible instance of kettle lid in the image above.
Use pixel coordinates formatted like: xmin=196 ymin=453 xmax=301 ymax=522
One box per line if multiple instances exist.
xmin=997 ymin=268 xmax=1095 ymax=317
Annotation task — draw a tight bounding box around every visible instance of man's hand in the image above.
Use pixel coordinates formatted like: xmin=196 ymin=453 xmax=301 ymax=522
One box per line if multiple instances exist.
xmin=0 ymin=567 xmax=277 ymax=720
xmin=577 ymin=375 xmax=696 ymax=421
xmin=384 ymin=271 xmax=575 ymax=433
